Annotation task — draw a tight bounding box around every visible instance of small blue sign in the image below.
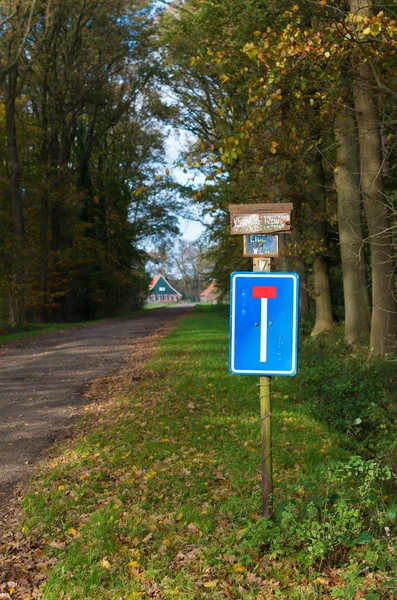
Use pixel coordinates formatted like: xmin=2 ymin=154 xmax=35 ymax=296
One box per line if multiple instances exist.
xmin=244 ymin=234 xmax=278 ymax=257
xmin=230 ymin=272 xmax=299 ymax=376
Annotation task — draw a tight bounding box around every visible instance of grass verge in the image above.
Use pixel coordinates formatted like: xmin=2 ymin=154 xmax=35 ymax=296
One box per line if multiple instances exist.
xmin=18 ymin=306 xmax=397 ymax=599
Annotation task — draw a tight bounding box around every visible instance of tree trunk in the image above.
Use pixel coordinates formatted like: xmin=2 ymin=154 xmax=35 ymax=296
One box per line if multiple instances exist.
xmin=290 ymin=227 xmax=310 ymax=318
xmin=306 ymin=151 xmax=334 ymax=335
xmin=334 ymin=112 xmax=371 ymax=346
xmin=349 ymin=0 xmax=397 ymax=355
xmin=39 ymin=79 xmax=50 ymax=321
xmin=4 ymin=66 xmax=24 ymax=240
xmin=4 ymin=65 xmax=25 ymax=324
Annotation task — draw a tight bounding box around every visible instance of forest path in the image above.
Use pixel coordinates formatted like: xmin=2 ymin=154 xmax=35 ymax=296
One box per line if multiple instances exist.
xmin=0 ymin=306 xmax=192 ymax=497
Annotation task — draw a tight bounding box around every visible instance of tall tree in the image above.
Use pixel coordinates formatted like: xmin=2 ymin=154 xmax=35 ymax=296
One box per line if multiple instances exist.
xmin=334 ymin=111 xmax=371 ymax=346
xmin=0 ymin=0 xmax=39 ymax=322
xmin=348 ymin=0 xmax=397 ymax=355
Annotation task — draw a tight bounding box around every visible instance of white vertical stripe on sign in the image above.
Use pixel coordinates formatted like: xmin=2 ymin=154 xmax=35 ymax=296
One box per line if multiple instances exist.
xmin=260 ymin=298 xmax=268 ymax=363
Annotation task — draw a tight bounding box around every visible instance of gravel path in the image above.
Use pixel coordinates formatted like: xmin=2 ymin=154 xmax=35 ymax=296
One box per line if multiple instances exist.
xmin=0 ymin=306 xmax=192 ymax=496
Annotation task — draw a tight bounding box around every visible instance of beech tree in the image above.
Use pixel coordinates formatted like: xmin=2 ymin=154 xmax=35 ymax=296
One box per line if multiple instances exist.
xmin=348 ymin=0 xmax=397 ymax=355
xmin=162 ymin=0 xmax=397 ymax=356
xmin=0 ymin=0 xmax=179 ymax=323
xmin=0 ymin=0 xmax=40 ymax=322
xmin=334 ymin=112 xmax=371 ymax=346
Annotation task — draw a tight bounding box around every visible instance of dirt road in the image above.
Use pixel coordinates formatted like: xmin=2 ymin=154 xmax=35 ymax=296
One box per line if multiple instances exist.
xmin=0 ymin=306 xmax=191 ymax=496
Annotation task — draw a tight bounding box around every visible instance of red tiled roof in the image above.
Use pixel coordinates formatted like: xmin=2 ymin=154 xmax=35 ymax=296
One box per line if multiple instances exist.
xmin=200 ymin=280 xmax=217 ymax=297
xmin=149 ymin=274 xmax=162 ymax=290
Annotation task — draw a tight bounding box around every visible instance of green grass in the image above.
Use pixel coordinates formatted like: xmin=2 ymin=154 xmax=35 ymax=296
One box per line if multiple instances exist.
xmin=21 ymin=306 xmax=397 ymax=599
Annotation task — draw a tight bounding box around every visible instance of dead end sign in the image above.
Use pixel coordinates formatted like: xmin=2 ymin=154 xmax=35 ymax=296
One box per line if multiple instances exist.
xmin=229 ymin=272 xmax=299 ymax=376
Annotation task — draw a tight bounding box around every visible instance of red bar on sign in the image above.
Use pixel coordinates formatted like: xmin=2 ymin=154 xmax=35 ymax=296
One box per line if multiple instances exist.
xmin=252 ymin=285 xmax=277 ymax=299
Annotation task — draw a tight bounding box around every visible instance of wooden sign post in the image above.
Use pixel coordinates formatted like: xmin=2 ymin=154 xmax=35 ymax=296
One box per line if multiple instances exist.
xmin=229 ymin=203 xmax=293 ymax=517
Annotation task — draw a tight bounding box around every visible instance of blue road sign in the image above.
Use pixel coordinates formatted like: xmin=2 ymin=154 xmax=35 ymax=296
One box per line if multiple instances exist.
xmin=230 ymin=272 xmax=299 ymax=376
xmin=243 ymin=234 xmax=278 ymax=257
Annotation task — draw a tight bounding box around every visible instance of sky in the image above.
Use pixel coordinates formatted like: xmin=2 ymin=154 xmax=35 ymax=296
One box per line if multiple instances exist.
xmin=165 ymin=129 xmax=209 ymax=241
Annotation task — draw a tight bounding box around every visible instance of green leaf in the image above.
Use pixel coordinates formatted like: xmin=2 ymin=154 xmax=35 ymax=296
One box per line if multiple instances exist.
xmin=355 ymin=531 xmax=372 ymax=544
xmin=386 ymin=506 xmax=397 ymax=521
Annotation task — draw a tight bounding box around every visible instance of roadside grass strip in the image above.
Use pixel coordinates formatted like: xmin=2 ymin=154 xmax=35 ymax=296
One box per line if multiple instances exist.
xmin=22 ymin=306 xmax=397 ymax=599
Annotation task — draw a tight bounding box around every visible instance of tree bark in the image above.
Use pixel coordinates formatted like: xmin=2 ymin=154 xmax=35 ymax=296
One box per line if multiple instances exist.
xmin=290 ymin=227 xmax=310 ymax=318
xmin=306 ymin=151 xmax=334 ymax=335
xmin=39 ymin=75 xmax=50 ymax=321
xmin=334 ymin=112 xmax=371 ymax=346
xmin=349 ymin=0 xmax=397 ymax=355
xmin=4 ymin=65 xmax=25 ymax=324
xmin=4 ymin=65 xmax=24 ymax=240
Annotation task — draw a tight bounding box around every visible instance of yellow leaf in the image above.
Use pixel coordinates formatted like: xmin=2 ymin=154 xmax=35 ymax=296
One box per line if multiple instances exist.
xmin=58 ymin=485 xmax=64 ymax=491
xmin=100 ymin=558 xmax=111 ymax=569
xmin=204 ymin=580 xmax=218 ymax=588
xmin=165 ymin=168 xmax=170 ymax=176
xmin=324 ymin=51 xmax=330 ymax=58
xmin=233 ymin=564 xmax=246 ymax=572
xmin=79 ymin=474 xmax=88 ymax=481
xmin=128 ymin=561 xmax=140 ymax=568
xmin=156 ymin=175 xmax=161 ymax=181
xmin=315 ymin=576 xmax=330 ymax=586
xmin=67 ymin=528 xmax=77 ymax=536
xmin=363 ymin=27 xmax=371 ymax=35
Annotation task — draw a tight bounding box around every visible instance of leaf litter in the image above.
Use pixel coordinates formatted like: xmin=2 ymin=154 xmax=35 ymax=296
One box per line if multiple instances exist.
xmin=1 ymin=310 xmax=395 ymax=599
xmin=0 ymin=325 xmax=173 ymax=600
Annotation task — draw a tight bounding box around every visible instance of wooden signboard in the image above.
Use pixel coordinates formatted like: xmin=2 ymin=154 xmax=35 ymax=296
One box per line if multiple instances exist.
xmin=229 ymin=203 xmax=292 ymax=235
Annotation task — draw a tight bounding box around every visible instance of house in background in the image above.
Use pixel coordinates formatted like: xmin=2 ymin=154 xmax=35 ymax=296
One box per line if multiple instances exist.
xmin=147 ymin=274 xmax=182 ymax=304
xmin=199 ymin=280 xmax=220 ymax=304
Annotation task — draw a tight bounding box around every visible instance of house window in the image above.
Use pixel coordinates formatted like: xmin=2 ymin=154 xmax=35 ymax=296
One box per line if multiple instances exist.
xmin=159 ymin=287 xmax=165 ymax=291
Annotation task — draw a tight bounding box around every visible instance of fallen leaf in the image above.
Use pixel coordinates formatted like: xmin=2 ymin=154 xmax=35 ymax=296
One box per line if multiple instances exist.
xmin=128 ymin=561 xmax=140 ymax=568
xmin=203 ymin=580 xmax=218 ymax=588
xmin=99 ymin=558 xmax=111 ymax=569
xmin=315 ymin=577 xmax=330 ymax=586
xmin=233 ymin=564 xmax=246 ymax=573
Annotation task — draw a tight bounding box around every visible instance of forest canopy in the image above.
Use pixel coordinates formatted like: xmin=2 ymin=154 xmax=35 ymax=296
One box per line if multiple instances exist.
xmin=161 ymin=0 xmax=397 ymax=356
xmin=0 ymin=0 xmax=179 ymax=323
xmin=1 ymin=0 xmax=396 ymax=357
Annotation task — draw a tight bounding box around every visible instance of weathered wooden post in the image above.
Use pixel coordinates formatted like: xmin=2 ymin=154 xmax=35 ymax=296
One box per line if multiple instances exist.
xmin=228 ymin=203 xmax=298 ymax=517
